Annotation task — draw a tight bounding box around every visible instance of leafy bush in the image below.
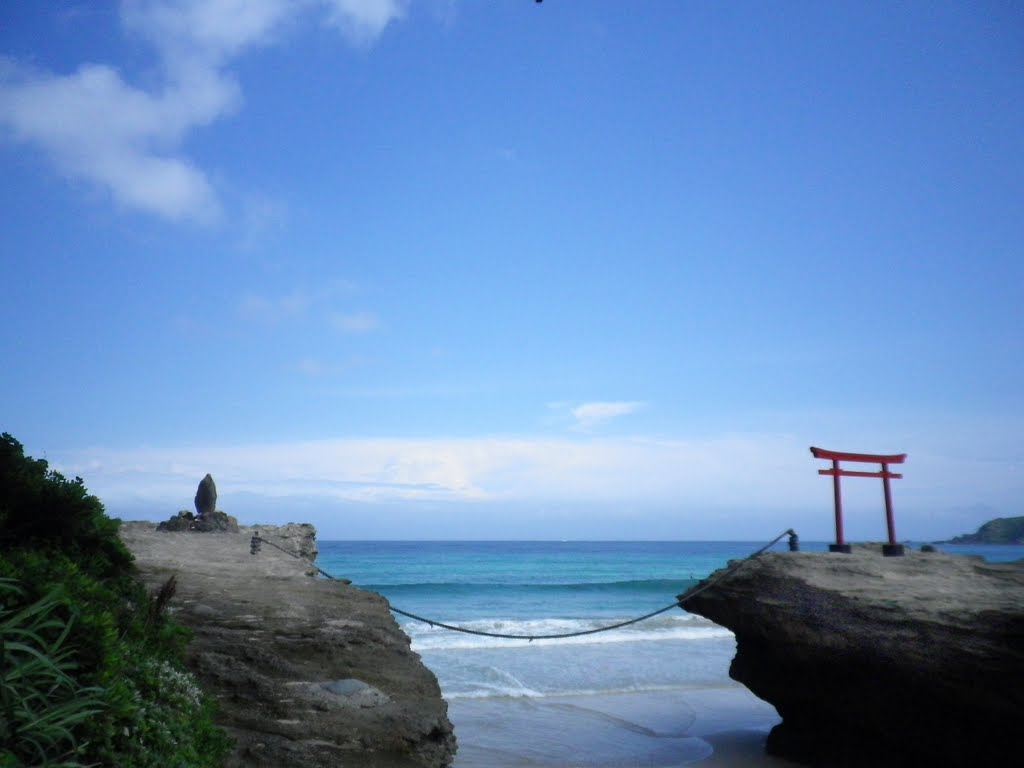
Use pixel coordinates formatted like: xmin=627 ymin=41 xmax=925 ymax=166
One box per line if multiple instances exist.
xmin=0 ymin=433 xmax=232 ymax=767
xmin=0 ymin=433 xmax=132 ymax=578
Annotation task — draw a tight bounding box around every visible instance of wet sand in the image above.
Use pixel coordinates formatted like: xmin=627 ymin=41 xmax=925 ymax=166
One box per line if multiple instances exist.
xmin=450 ymin=687 xmax=801 ymax=767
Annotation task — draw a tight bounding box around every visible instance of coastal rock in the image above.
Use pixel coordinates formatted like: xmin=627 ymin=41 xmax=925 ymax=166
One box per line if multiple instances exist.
xmin=119 ymin=522 xmax=456 ymax=768
xmin=157 ymin=510 xmax=198 ymax=531
xmin=157 ymin=509 xmax=240 ymax=533
xmin=195 ymin=473 xmax=218 ymax=517
xmin=194 ymin=509 xmax=239 ymax=532
xmin=245 ymin=523 xmax=318 ymax=576
xmin=250 ymin=522 xmax=319 ymax=562
xmin=680 ymin=546 xmax=1024 ymax=767
xmin=156 ymin=474 xmax=239 ymax=532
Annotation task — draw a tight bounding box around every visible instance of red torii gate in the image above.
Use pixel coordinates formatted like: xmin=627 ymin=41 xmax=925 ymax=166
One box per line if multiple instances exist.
xmin=810 ymin=446 xmax=907 ymax=556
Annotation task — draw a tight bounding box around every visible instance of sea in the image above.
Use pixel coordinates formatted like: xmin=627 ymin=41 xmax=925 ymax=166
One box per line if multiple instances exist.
xmin=316 ymin=540 xmax=1024 ymax=768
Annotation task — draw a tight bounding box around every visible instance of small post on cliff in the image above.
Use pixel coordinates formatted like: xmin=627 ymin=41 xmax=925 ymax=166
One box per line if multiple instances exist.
xmin=810 ymin=447 xmax=907 ymax=556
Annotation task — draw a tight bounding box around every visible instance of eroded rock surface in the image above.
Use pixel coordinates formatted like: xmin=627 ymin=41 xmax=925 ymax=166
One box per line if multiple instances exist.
xmin=681 ymin=545 xmax=1024 ymax=767
xmin=251 ymin=522 xmax=319 ymax=565
xmin=158 ymin=509 xmax=240 ymax=532
xmin=119 ymin=522 xmax=456 ymax=768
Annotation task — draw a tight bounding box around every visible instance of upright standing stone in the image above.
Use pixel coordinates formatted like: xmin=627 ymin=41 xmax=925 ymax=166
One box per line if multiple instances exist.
xmin=194 ymin=474 xmax=217 ymax=519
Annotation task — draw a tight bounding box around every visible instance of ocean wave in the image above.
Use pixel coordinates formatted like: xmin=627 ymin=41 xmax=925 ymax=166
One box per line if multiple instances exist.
xmin=442 ymin=681 xmax=736 ymax=700
xmin=405 ymin=614 xmax=732 ymax=651
xmin=363 ymin=578 xmax=698 ymax=594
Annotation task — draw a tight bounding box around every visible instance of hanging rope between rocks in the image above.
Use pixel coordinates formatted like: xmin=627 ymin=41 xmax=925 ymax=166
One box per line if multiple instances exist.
xmin=251 ymin=528 xmax=796 ymax=642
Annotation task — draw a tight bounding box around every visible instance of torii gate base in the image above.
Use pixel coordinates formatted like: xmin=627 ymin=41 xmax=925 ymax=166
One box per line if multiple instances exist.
xmin=810 ymin=447 xmax=907 ymax=557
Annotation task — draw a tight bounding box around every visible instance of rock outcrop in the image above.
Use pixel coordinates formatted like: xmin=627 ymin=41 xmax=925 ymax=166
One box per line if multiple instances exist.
xmin=680 ymin=545 xmax=1024 ymax=767
xmin=195 ymin=473 xmax=218 ymax=517
xmin=157 ymin=474 xmax=240 ymax=532
xmin=119 ymin=522 xmax=456 ymax=768
xmin=158 ymin=509 xmax=240 ymax=532
xmin=251 ymin=522 xmax=319 ymax=563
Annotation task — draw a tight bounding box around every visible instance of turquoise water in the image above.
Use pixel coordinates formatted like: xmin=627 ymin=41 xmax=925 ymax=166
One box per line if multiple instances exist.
xmin=316 ymin=541 xmax=1023 ymax=767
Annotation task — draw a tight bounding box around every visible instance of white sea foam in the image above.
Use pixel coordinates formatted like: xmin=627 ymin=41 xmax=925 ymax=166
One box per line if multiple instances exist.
xmin=405 ymin=614 xmax=733 ymax=651
xmin=443 ymin=666 xmax=546 ymax=699
xmin=443 ymin=681 xmax=732 ymax=701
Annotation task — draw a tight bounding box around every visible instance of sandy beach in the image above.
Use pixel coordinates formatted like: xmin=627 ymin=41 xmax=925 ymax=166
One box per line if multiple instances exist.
xmin=449 ymin=687 xmax=799 ymax=767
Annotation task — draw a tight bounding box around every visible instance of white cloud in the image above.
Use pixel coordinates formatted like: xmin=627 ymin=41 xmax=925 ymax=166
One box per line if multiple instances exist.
xmin=296 ymin=357 xmax=328 ymax=377
xmin=571 ymin=401 xmax=646 ymax=431
xmin=0 ymin=61 xmax=229 ymax=222
xmin=238 ymin=290 xmax=312 ymax=323
xmin=321 ymin=0 xmax=409 ymax=43
xmin=56 ymin=433 xmax=815 ymax=509
xmin=237 ymin=193 xmax=289 ymax=250
xmin=0 ymin=0 xmax=406 ymax=223
xmin=292 ymin=355 xmax=367 ymax=377
xmin=330 ymin=311 xmax=380 ymax=333
xmin=52 ymin=429 xmax=1024 ymax=539
xmin=121 ymin=0 xmax=293 ymax=64
xmin=238 ymin=286 xmax=378 ymax=332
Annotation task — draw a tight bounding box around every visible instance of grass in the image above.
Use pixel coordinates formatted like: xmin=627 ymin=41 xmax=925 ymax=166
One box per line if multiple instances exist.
xmin=0 ymin=578 xmax=106 ymax=767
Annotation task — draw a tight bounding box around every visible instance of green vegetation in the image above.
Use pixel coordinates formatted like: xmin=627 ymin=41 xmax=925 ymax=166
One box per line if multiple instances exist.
xmin=949 ymin=515 xmax=1024 ymax=544
xmin=0 ymin=579 xmax=105 ymax=767
xmin=0 ymin=433 xmax=232 ymax=767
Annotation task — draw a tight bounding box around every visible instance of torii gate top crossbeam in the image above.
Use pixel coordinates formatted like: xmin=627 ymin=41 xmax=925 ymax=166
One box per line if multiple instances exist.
xmin=809 ymin=447 xmax=906 ymax=464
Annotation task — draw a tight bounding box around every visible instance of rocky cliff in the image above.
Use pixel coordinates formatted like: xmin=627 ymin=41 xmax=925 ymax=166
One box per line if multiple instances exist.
xmin=119 ymin=522 xmax=456 ymax=768
xmin=680 ymin=545 xmax=1024 ymax=767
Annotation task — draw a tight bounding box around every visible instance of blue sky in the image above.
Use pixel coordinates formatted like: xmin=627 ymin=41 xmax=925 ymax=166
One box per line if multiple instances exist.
xmin=1 ymin=1 xmax=1021 ymax=540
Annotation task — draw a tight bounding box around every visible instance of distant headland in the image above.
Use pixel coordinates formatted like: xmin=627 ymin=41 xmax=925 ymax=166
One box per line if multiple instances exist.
xmin=945 ymin=515 xmax=1024 ymax=544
